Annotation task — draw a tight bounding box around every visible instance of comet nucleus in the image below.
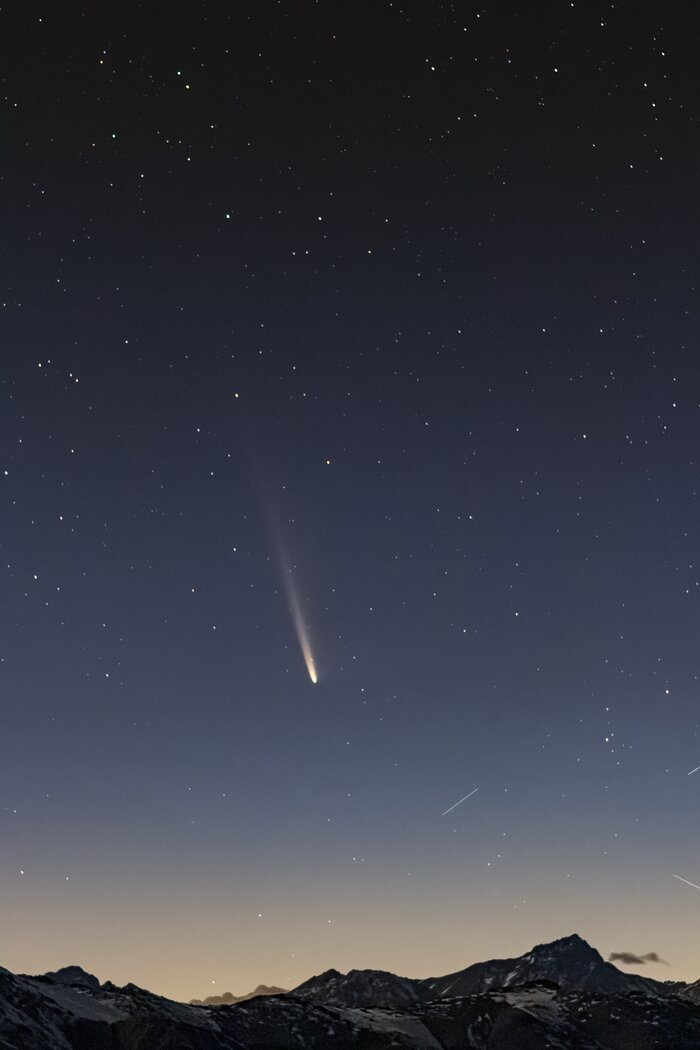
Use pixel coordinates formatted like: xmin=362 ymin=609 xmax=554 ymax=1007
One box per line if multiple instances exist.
xmin=284 ymin=572 xmax=318 ymax=683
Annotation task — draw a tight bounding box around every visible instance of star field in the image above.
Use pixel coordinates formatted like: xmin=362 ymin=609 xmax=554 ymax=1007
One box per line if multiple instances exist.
xmin=1 ymin=0 xmax=699 ymax=1002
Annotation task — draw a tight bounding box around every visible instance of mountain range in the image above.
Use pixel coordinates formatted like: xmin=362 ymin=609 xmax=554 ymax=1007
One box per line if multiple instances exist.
xmin=2 ymin=934 xmax=700 ymax=1048
xmin=190 ymin=984 xmax=288 ymax=1006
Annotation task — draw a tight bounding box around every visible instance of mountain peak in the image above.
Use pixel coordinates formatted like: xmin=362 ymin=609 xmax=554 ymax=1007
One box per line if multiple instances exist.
xmin=41 ymin=965 xmax=101 ymax=991
xmin=538 ymin=933 xmax=595 ymax=951
xmin=552 ymin=933 xmax=590 ymax=946
xmin=528 ymin=933 xmax=602 ymax=962
xmin=291 ymin=966 xmax=421 ymax=1009
xmin=190 ymin=983 xmax=287 ymax=1006
xmin=1 ymin=949 xmax=699 ymax=1050
xmin=249 ymin=984 xmax=285 ymax=997
xmin=414 ymin=933 xmax=664 ymax=1003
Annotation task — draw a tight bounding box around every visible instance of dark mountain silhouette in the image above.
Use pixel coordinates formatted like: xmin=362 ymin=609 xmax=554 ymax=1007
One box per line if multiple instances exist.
xmin=419 ymin=933 xmax=663 ymax=999
xmin=292 ymin=966 xmax=422 ymax=1009
xmin=190 ymin=983 xmax=287 ymax=1006
xmin=2 ymin=935 xmax=699 ymax=1049
xmin=290 ymin=934 xmax=665 ymax=1008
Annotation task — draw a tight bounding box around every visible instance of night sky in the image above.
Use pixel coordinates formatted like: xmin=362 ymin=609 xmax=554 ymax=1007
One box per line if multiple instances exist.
xmin=2 ymin=0 xmax=700 ymax=1004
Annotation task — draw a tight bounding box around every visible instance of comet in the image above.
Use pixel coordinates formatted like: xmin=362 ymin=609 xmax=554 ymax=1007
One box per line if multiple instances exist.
xmin=271 ymin=528 xmax=318 ymax=684
xmin=281 ymin=566 xmax=318 ymax=684
xmin=255 ymin=476 xmax=319 ymax=684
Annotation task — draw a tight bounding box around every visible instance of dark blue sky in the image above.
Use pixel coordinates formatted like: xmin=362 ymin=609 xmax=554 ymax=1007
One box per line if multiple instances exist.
xmin=2 ymin=0 xmax=699 ymax=1000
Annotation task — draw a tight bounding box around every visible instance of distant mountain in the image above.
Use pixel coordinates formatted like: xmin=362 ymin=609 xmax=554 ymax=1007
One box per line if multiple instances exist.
xmin=419 ymin=933 xmax=664 ymax=1000
xmin=2 ymin=935 xmax=700 ymax=1049
xmin=41 ymin=965 xmax=101 ymax=991
xmin=290 ymin=934 xmax=664 ymax=1008
xmin=190 ymin=983 xmax=287 ymax=1006
xmin=292 ymin=966 xmax=422 ymax=1009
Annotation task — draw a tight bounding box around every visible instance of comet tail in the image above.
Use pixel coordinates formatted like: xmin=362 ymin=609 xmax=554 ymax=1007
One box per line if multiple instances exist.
xmin=281 ymin=567 xmax=318 ymax=683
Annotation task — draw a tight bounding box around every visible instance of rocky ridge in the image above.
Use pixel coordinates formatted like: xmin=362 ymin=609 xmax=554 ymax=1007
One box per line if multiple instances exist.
xmin=1 ymin=935 xmax=698 ymax=1049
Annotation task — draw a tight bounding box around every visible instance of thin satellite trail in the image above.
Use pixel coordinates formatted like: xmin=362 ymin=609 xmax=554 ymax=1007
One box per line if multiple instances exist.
xmin=672 ymin=874 xmax=700 ymax=891
xmin=442 ymin=787 xmax=478 ymax=815
xmin=687 ymin=765 xmax=700 ymax=776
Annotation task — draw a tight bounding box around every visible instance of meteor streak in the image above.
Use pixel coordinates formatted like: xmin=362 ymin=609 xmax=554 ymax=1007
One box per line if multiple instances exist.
xmin=672 ymin=873 xmax=700 ymax=891
xmin=442 ymin=787 xmax=478 ymax=815
xmin=687 ymin=765 xmax=700 ymax=776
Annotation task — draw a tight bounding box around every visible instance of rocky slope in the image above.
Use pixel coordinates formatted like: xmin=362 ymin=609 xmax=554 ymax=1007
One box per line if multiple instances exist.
xmin=290 ymin=934 xmax=665 ymax=1008
xmin=1 ymin=936 xmax=699 ymax=1049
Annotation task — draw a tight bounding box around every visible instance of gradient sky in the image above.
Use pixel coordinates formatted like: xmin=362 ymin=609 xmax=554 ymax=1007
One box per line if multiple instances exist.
xmin=2 ymin=0 xmax=700 ymax=1003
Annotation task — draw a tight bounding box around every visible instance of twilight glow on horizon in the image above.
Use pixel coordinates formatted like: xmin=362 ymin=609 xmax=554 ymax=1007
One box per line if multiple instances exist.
xmin=2 ymin=0 xmax=699 ymax=1004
